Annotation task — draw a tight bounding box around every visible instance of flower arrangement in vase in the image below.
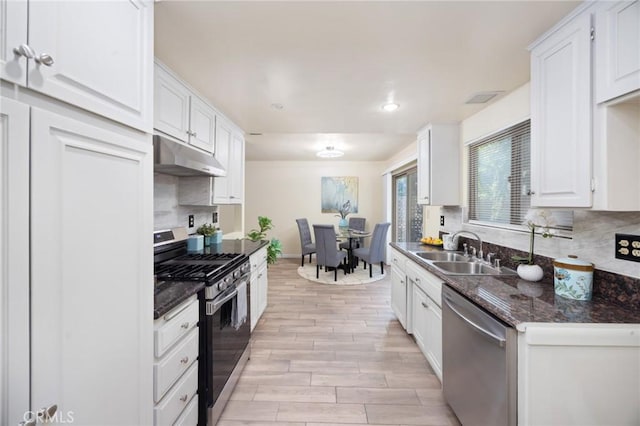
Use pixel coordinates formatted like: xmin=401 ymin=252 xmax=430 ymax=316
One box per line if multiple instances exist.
xmin=335 ymin=200 xmax=351 ymax=230
xmin=512 ymin=209 xmax=556 ymax=281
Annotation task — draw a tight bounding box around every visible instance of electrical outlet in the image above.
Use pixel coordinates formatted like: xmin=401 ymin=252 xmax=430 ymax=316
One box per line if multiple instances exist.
xmin=615 ymin=233 xmax=640 ymax=262
xmin=188 ymin=215 xmax=194 ymax=228
xmin=440 ymin=215 xmax=445 ymax=226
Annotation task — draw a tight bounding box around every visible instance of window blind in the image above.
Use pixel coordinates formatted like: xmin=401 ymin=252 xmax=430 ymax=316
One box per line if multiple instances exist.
xmin=468 ymin=120 xmax=573 ymax=232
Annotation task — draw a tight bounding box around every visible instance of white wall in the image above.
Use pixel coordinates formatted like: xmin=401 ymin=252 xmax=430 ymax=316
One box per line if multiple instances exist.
xmin=441 ymin=82 xmax=640 ymax=278
xmin=245 ymin=160 xmax=386 ymax=257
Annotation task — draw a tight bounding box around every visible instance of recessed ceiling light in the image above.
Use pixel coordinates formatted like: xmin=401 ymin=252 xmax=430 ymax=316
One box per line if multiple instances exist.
xmin=271 ymin=103 xmax=284 ymax=110
xmin=316 ymin=146 xmax=344 ymax=158
xmin=382 ymin=103 xmax=399 ymax=112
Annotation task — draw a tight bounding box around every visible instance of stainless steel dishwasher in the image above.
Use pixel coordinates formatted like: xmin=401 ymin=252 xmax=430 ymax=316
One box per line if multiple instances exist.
xmin=442 ymin=285 xmax=517 ymax=426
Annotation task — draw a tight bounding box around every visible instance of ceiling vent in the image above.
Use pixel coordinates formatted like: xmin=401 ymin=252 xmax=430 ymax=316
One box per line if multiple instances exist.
xmin=465 ymin=91 xmax=504 ymax=104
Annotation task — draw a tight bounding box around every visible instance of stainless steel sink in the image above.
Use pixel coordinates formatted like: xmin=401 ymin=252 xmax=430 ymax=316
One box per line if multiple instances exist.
xmin=430 ymin=261 xmax=517 ymax=276
xmin=414 ymin=252 xmax=468 ymax=262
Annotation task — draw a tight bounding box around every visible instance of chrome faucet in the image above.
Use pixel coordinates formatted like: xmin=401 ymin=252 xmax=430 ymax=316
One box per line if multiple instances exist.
xmin=451 ymin=230 xmax=483 ymax=261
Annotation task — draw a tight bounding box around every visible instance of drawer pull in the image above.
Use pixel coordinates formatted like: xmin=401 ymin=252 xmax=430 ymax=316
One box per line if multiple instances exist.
xmin=421 ymin=301 xmax=428 ymax=309
xmin=179 ymin=394 xmax=189 ymax=403
xmin=180 ymin=356 xmax=189 ymax=364
xmin=181 ymin=322 xmax=189 ymax=329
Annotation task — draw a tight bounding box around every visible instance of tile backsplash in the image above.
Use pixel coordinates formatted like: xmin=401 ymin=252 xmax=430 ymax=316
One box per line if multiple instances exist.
xmin=154 ymin=173 xmax=216 ymax=233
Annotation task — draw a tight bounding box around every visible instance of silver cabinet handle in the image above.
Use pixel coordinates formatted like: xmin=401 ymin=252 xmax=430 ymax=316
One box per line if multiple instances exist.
xmin=191 ymin=132 xmax=197 ymax=138
xmin=443 ymin=295 xmax=506 ymax=347
xmin=180 ymin=322 xmax=189 ymax=329
xmin=180 ymin=356 xmax=189 ymax=364
xmin=13 ymin=44 xmax=35 ymax=59
xmin=179 ymin=394 xmax=189 ymax=402
xmin=526 ymin=190 xmax=536 ymax=196
xmin=34 ymin=53 xmax=54 ymax=66
xmin=421 ymin=301 xmax=428 ymax=309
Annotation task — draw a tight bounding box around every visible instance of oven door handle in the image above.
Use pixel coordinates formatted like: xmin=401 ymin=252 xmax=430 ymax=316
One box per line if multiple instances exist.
xmin=207 ymin=288 xmax=238 ymax=315
xmin=443 ymin=295 xmax=506 ymax=347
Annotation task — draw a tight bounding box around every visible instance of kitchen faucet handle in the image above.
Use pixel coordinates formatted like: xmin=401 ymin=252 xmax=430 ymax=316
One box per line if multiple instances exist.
xmin=463 ymin=243 xmax=468 ymax=256
xmin=494 ymin=258 xmax=501 ymax=270
xmin=470 ymin=246 xmax=477 ymax=258
xmin=486 ymin=252 xmax=496 ymax=264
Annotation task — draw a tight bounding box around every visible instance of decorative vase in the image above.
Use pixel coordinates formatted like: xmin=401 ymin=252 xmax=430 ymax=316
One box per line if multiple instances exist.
xmin=338 ymin=218 xmax=348 ymax=231
xmin=517 ymin=264 xmax=544 ymax=282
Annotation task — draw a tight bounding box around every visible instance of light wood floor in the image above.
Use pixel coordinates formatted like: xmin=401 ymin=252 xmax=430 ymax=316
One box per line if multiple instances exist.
xmin=219 ymin=258 xmax=460 ymax=426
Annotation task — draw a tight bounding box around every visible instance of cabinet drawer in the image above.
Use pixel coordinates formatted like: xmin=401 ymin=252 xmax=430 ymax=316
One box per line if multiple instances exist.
xmin=154 ymin=327 xmax=198 ymax=402
xmin=406 ymin=263 xmax=443 ymax=307
xmin=250 ymin=247 xmax=268 ymax=271
xmin=173 ymin=393 xmax=198 ymax=426
xmin=390 ymin=249 xmax=407 ymax=272
xmin=155 ymin=296 xmax=199 ymax=357
xmin=154 ymin=361 xmax=198 ymax=426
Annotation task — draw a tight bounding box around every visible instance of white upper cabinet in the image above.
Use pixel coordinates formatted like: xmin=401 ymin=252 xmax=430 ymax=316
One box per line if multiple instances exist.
xmin=595 ymin=1 xmax=640 ymax=103
xmin=530 ymin=10 xmax=593 ymax=207
xmin=0 ymin=0 xmax=27 ymax=85
xmin=213 ymin=117 xmax=244 ymax=204
xmin=2 ymin=0 xmax=153 ymax=132
xmin=154 ymin=61 xmax=217 ymax=153
xmin=417 ymin=124 xmax=460 ymax=206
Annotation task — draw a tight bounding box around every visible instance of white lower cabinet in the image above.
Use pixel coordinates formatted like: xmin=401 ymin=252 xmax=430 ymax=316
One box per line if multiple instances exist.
xmin=390 ymin=248 xmax=409 ymax=330
xmin=250 ymin=247 xmax=269 ymax=331
xmin=518 ymin=323 xmax=640 ymax=425
xmin=406 ymin=261 xmax=443 ymax=382
xmin=154 ymin=296 xmax=199 ymax=425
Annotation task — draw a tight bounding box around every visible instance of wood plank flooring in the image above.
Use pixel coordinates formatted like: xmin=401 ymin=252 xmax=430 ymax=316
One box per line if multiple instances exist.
xmin=219 ymin=258 xmax=460 ymax=426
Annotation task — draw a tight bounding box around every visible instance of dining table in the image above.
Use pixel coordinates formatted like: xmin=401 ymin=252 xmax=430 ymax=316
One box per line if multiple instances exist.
xmin=337 ymin=228 xmax=372 ymax=273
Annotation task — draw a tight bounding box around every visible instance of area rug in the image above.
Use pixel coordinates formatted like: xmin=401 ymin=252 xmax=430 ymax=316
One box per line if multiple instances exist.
xmin=297 ymin=263 xmax=386 ymax=285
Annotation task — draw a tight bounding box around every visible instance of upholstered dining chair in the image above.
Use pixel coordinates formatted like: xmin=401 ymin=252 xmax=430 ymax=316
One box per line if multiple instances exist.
xmin=353 ymin=222 xmax=391 ymax=278
xmin=313 ymin=224 xmax=348 ymax=281
xmin=339 ymin=217 xmax=366 ymax=251
xmin=296 ymin=218 xmax=316 ymax=266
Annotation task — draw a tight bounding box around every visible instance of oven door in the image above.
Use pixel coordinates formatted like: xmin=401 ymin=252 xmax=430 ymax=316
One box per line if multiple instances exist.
xmin=202 ymin=275 xmax=251 ymax=413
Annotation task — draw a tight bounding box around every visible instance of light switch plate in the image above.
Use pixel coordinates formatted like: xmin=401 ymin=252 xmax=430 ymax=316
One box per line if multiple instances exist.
xmin=615 ymin=233 xmax=640 ymax=262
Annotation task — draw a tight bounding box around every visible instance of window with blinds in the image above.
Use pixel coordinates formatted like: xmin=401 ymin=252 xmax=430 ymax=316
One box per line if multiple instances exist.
xmin=468 ymin=120 xmax=572 ymax=232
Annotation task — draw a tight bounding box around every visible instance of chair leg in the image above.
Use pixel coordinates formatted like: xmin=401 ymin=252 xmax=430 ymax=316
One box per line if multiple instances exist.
xmin=363 ymin=261 xmax=367 ymax=269
xmin=301 ymin=255 xmax=305 ymax=267
xmin=380 ymin=262 xmax=384 ymax=275
xmin=316 ymin=264 xmax=319 ymax=279
xmin=334 ymin=268 xmax=337 ymax=281
xmin=369 ymin=264 xmax=372 ymax=278
xmin=309 ymin=253 xmax=312 ymax=263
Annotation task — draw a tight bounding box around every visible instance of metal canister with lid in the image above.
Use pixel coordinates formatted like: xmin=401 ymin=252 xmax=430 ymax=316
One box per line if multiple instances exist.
xmin=553 ymin=255 xmax=595 ymax=300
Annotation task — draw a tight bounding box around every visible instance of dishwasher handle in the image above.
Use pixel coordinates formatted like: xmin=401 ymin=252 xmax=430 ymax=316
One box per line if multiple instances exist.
xmin=443 ymin=294 xmax=506 ymax=347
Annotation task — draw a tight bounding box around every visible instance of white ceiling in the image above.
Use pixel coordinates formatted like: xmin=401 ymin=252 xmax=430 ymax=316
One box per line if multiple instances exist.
xmin=154 ymin=1 xmax=579 ymax=161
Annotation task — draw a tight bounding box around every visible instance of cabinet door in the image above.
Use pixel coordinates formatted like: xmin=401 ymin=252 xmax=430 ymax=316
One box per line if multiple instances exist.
xmin=30 ymin=108 xmax=153 ymax=425
xmin=596 ymin=1 xmax=640 ymax=103
xmin=228 ymin=132 xmax=245 ymax=203
xmin=258 ymin=262 xmax=268 ymax=319
xmin=27 ymin=1 xmax=153 ymax=131
xmin=530 ymin=12 xmax=593 ymax=207
xmin=189 ymin=95 xmax=216 ymax=153
xmin=425 ymin=301 xmax=443 ymax=382
xmin=390 ymin=267 xmax=407 ymax=329
xmin=154 ymin=63 xmax=191 ymax=142
xmin=416 ymin=129 xmax=431 ymax=205
xmin=213 ymin=119 xmax=232 ymax=203
xmin=0 ymin=98 xmax=30 ymax=426
xmin=412 ymin=285 xmax=428 ymax=353
xmin=0 ymin=0 xmax=27 ymax=85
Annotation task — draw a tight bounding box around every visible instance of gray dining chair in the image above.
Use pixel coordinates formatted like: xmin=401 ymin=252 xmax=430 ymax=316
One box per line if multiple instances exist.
xmin=353 ymin=222 xmax=391 ymax=278
xmin=313 ymin=224 xmax=347 ymax=281
xmin=296 ymin=218 xmax=316 ymax=266
xmin=339 ymin=217 xmax=366 ymax=251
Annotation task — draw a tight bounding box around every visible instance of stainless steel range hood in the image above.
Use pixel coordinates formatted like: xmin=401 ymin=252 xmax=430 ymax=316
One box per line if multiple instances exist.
xmin=153 ymin=134 xmax=226 ymax=177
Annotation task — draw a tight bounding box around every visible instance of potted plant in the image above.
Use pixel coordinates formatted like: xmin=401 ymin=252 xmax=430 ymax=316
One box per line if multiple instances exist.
xmin=335 ymin=200 xmax=351 ymax=230
xmin=197 ymin=223 xmax=217 ymax=246
xmin=246 ymin=216 xmax=282 ymax=265
xmin=511 ymin=209 xmax=555 ymax=281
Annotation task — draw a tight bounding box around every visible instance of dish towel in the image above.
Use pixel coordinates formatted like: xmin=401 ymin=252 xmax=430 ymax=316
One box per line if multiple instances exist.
xmin=232 ymin=280 xmax=247 ymax=330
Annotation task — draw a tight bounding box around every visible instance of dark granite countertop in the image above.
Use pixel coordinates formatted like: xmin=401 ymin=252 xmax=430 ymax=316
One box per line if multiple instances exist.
xmin=391 ymin=242 xmax=640 ymax=327
xmin=154 ymin=239 xmax=269 ymax=319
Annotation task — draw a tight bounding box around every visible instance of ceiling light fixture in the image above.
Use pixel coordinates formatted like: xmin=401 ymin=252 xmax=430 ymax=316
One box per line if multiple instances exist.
xmin=271 ymin=103 xmax=284 ymax=110
xmin=316 ymin=146 xmax=344 ymax=158
xmin=382 ymin=102 xmax=399 ymax=112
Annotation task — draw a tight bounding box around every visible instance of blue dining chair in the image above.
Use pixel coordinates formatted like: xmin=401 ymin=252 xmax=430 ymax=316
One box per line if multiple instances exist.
xmin=296 ymin=218 xmax=316 ymax=266
xmin=353 ymin=222 xmax=390 ymax=278
xmin=313 ymin=224 xmax=347 ymax=281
